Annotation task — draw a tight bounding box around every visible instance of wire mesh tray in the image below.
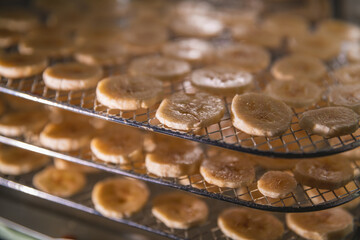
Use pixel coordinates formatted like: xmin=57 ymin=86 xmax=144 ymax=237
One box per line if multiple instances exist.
xmin=1 ymin=134 xmax=359 ymax=212
xmin=1 ymin=169 xmax=359 ymax=240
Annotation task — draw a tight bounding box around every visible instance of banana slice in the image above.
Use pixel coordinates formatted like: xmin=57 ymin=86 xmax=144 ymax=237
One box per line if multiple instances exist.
xmin=39 ymin=120 xmax=92 ymax=151
xmin=161 ymin=38 xmax=214 ymax=63
xmin=54 ymin=158 xmax=98 ymax=173
xmin=265 ymin=80 xmax=322 ymax=108
xmin=271 ymin=54 xmax=327 ymax=82
xmin=328 ymin=84 xmax=360 ymax=114
xmin=288 ymin=34 xmax=341 ymax=61
xmin=200 ymin=150 xmax=255 ymax=188
xmin=145 ymin=138 xmax=203 ymax=177
xmin=257 ymin=171 xmax=297 ymax=198
xmin=0 ymin=53 xmax=47 ymax=79
xmin=231 ymin=92 xmax=293 ymax=137
xmin=156 ymin=92 xmax=225 ymax=131
xmin=218 ymin=207 xmax=284 ymax=240
xmin=190 ymin=66 xmax=253 ymax=95
xmin=91 ymin=125 xmax=144 ymax=164
xmin=152 ymin=192 xmax=208 ymax=229
xmin=0 ymin=29 xmax=20 ymax=48
xmin=0 ymin=146 xmax=49 ymax=175
xmin=96 ymin=75 xmax=163 ymax=110
xmin=216 ymin=43 xmax=270 ymax=73
xmin=286 ymin=208 xmax=353 ymax=240
xmin=0 ymin=9 xmax=39 ymax=32
xmin=294 ymin=157 xmax=354 ymax=189
xmin=128 ymin=55 xmax=191 ymax=81
xmin=317 ymin=19 xmax=360 ymax=41
xmin=19 ymin=36 xmax=73 ymax=58
xmin=299 ymin=107 xmax=359 ymax=138
xmin=0 ymin=109 xmax=48 ymax=137
xmin=334 ymin=64 xmax=360 ymax=85
xmin=92 ymin=177 xmax=149 ymax=218
xmin=43 ymin=63 xmax=103 ymax=91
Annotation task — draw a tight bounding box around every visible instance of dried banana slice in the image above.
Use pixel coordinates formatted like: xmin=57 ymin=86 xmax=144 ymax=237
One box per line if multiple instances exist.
xmin=257 ymin=171 xmax=297 ymax=198
xmin=231 ymin=93 xmax=293 ymax=137
xmin=152 ymin=192 xmax=208 ymax=229
xmin=271 ymin=54 xmax=326 ymax=82
xmin=328 ymin=84 xmax=360 ymax=114
xmin=299 ymin=107 xmax=359 ymax=138
xmin=294 ymin=157 xmax=354 ymax=189
xmin=43 ymin=63 xmax=103 ymax=91
xmin=286 ymin=208 xmax=353 ymax=240
xmin=54 ymin=158 xmax=97 ymax=174
xmin=145 ymin=138 xmax=203 ymax=177
xmin=128 ymin=55 xmax=191 ymax=81
xmin=40 ymin=120 xmax=92 ymax=151
xmin=0 ymin=53 xmax=47 ymax=79
xmin=0 ymin=147 xmax=49 ymax=175
xmin=92 ymin=177 xmax=149 ymax=218
xmin=19 ymin=36 xmax=73 ymax=58
xmin=156 ymin=92 xmax=225 ymax=131
xmin=33 ymin=167 xmax=86 ymax=197
xmin=216 ymin=43 xmax=270 ymax=73
xmin=91 ymin=125 xmax=144 ymax=164
xmin=200 ymin=151 xmax=255 ymax=188
xmin=334 ymin=64 xmax=360 ymax=85
xmin=0 ymin=9 xmax=39 ymax=32
xmin=218 ymin=207 xmax=284 ymax=240
xmin=190 ymin=66 xmax=253 ymax=95
xmin=265 ymin=80 xmax=322 ymax=108
xmin=0 ymin=29 xmax=20 ymax=48
xmin=317 ymin=19 xmax=360 ymax=41
xmin=96 ymin=75 xmax=163 ymax=110
xmin=75 ymin=44 xmax=127 ymax=66
xmin=161 ymin=38 xmax=214 ymax=63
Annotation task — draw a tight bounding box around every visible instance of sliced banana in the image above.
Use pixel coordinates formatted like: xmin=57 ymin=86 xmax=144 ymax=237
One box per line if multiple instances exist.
xmin=92 ymin=177 xmax=149 ymax=218
xmin=128 ymin=55 xmax=191 ymax=81
xmin=299 ymin=107 xmax=359 ymax=138
xmin=294 ymin=157 xmax=354 ymax=189
xmin=145 ymin=138 xmax=203 ymax=177
xmin=231 ymin=92 xmax=293 ymax=137
xmin=19 ymin=36 xmax=73 ymax=58
xmin=0 ymin=109 xmax=48 ymax=137
xmin=152 ymin=192 xmax=208 ymax=229
xmin=257 ymin=171 xmax=297 ymax=198
xmin=43 ymin=63 xmax=103 ymax=91
xmin=218 ymin=207 xmax=284 ymax=240
xmin=0 ymin=29 xmax=20 ymax=48
xmin=33 ymin=166 xmax=86 ymax=197
xmin=0 ymin=146 xmax=49 ymax=175
xmin=40 ymin=120 xmax=92 ymax=152
xmin=265 ymin=80 xmax=322 ymax=108
xmin=216 ymin=43 xmax=270 ymax=73
xmin=54 ymin=158 xmax=98 ymax=173
xmin=317 ymin=19 xmax=360 ymax=41
xmin=161 ymin=38 xmax=214 ymax=63
xmin=328 ymin=84 xmax=360 ymax=114
xmin=200 ymin=150 xmax=255 ymax=188
xmin=156 ymin=92 xmax=225 ymax=131
xmin=0 ymin=9 xmax=39 ymax=32
xmin=96 ymin=75 xmax=163 ymax=110
xmin=0 ymin=53 xmax=47 ymax=79
xmin=334 ymin=64 xmax=360 ymax=85
xmin=271 ymin=54 xmax=327 ymax=82
xmin=286 ymin=208 xmax=353 ymax=240
xmin=190 ymin=66 xmax=253 ymax=95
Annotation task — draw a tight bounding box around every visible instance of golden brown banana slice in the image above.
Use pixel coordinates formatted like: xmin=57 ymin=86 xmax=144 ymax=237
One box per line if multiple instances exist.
xmin=19 ymin=36 xmax=73 ymax=58
xmin=43 ymin=63 xmax=103 ymax=91
xmin=156 ymin=92 xmax=225 ymax=131
xmin=265 ymin=80 xmax=322 ymax=108
xmin=286 ymin=208 xmax=353 ymax=240
xmin=231 ymin=93 xmax=293 ymax=137
xmin=162 ymin=38 xmax=214 ymax=63
xmin=216 ymin=43 xmax=270 ymax=73
xmin=128 ymin=55 xmax=191 ymax=81
xmin=96 ymin=75 xmax=163 ymax=110
xmin=294 ymin=157 xmax=354 ymax=189
xmin=0 ymin=147 xmax=49 ymax=175
xmin=152 ymin=192 xmax=208 ymax=229
xmin=271 ymin=54 xmax=326 ymax=82
xmin=92 ymin=177 xmax=149 ymax=218
xmin=145 ymin=138 xmax=203 ymax=177
xmin=0 ymin=53 xmax=47 ymax=79
xmin=33 ymin=166 xmax=86 ymax=197
xmin=328 ymin=84 xmax=360 ymax=114
xmin=54 ymin=158 xmax=98 ymax=173
xmin=0 ymin=29 xmax=20 ymax=48
xmin=257 ymin=171 xmax=297 ymax=198
xmin=299 ymin=107 xmax=359 ymax=138
xmin=218 ymin=207 xmax=284 ymax=240
xmin=334 ymin=64 xmax=360 ymax=85
xmin=200 ymin=151 xmax=255 ymax=188
xmin=190 ymin=66 xmax=253 ymax=95
xmin=317 ymin=19 xmax=360 ymax=41
xmin=0 ymin=9 xmax=39 ymax=32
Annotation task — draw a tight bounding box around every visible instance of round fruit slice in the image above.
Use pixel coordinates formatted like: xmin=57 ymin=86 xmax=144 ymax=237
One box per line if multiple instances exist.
xmin=317 ymin=19 xmax=360 ymax=41
xmin=257 ymin=171 xmax=297 ymax=198
xmin=328 ymin=84 xmax=360 ymax=114
xmin=0 ymin=53 xmax=47 ymax=78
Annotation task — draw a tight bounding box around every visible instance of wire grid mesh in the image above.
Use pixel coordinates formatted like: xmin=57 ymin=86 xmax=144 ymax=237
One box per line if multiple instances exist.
xmin=0 ymin=134 xmax=359 ymax=212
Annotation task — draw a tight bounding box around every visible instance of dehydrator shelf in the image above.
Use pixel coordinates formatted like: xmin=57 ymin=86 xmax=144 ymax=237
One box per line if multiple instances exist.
xmin=1 ymin=134 xmax=359 ymax=212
